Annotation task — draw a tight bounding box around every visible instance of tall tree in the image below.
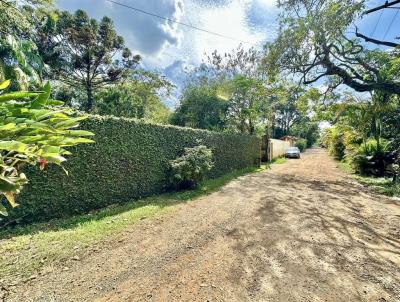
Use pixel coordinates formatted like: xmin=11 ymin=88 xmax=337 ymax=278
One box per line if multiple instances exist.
xmin=273 ymin=84 xmax=305 ymax=136
xmin=171 ymin=83 xmax=228 ymax=131
xmin=195 ymin=46 xmax=270 ymax=134
xmin=94 ymin=70 xmax=173 ymax=123
xmin=225 ymin=75 xmax=270 ymax=135
xmin=264 ymin=0 xmax=400 ymax=95
xmin=204 ymin=45 xmax=262 ymax=78
xmin=37 ymin=9 xmax=140 ymax=112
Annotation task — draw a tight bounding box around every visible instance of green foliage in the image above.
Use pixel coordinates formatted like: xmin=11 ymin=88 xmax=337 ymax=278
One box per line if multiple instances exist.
xmin=225 ymin=75 xmax=269 ymax=134
xmin=0 ymin=0 xmax=54 ymax=88
xmin=289 ymin=119 xmax=319 ymax=147
xmin=3 ymin=116 xmax=260 ymax=225
xmin=295 ymin=139 xmax=307 ymax=152
xmin=328 ymin=127 xmax=346 ymax=160
xmin=37 ymin=9 xmax=141 ymax=112
xmin=356 ymin=176 xmax=400 ymax=197
xmin=171 ymin=84 xmax=228 ymax=131
xmin=265 ymin=0 xmax=400 ymax=95
xmin=349 ymin=139 xmax=388 ymax=176
xmin=0 ymin=80 xmax=94 ymax=216
xmin=319 ymin=127 xmax=332 ymax=148
xmin=169 ymin=145 xmax=214 ymax=189
xmin=0 ymin=35 xmax=45 ymax=90
xmin=271 ymin=157 xmax=287 ymax=164
xmin=0 ymin=0 xmax=53 ymax=38
xmin=94 ymin=70 xmax=172 ymax=123
xmin=322 ymin=92 xmax=399 ymax=179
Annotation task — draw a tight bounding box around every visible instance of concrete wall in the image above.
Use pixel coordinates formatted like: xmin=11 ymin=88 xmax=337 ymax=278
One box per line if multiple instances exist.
xmin=269 ymin=139 xmax=291 ymax=159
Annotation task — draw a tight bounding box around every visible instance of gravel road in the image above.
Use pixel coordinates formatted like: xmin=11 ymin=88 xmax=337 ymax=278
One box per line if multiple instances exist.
xmin=5 ymin=148 xmax=400 ymax=302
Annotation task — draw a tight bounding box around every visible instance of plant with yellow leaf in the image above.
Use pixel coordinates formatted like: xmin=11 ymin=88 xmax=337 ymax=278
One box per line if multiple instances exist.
xmin=0 ymin=80 xmax=94 ymax=216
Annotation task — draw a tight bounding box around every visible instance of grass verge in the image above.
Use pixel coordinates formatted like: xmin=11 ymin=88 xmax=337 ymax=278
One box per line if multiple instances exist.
xmin=337 ymin=161 xmax=354 ymax=173
xmin=355 ymin=176 xmax=400 ymax=197
xmin=337 ymin=160 xmax=399 ymax=197
xmin=0 ymin=165 xmax=266 ymax=281
xmin=270 ymin=157 xmax=287 ymax=164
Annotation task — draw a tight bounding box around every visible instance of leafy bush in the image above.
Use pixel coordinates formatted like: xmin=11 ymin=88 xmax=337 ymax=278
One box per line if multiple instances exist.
xmin=328 ymin=128 xmax=346 ymax=160
xmin=169 ymin=145 xmax=214 ymax=189
xmin=350 ymin=139 xmax=388 ymax=176
xmin=295 ymin=139 xmax=307 ymax=152
xmin=3 ymin=116 xmax=260 ymax=225
xmin=0 ymin=80 xmax=93 ymax=216
xmin=319 ymin=127 xmax=332 ymax=148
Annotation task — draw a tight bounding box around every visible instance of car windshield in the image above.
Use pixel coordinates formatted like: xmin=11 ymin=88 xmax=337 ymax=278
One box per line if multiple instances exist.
xmin=287 ymin=147 xmax=299 ymax=152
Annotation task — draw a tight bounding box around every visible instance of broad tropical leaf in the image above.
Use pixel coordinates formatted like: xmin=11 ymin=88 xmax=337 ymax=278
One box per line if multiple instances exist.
xmin=0 ymin=81 xmax=94 ymax=215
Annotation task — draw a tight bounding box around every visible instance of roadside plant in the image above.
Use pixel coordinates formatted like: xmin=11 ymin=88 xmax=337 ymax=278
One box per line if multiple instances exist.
xmin=0 ymin=80 xmax=94 ymax=216
xmin=350 ymin=139 xmax=389 ymax=176
xmin=169 ymin=145 xmax=214 ymax=189
xmin=295 ymin=139 xmax=307 ymax=152
xmin=328 ymin=128 xmax=346 ymax=161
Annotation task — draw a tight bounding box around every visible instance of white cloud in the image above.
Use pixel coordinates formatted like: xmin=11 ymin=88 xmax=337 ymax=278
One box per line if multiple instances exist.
xmin=55 ymin=0 xmax=280 ymax=107
xmin=56 ymin=0 xmax=183 ymax=57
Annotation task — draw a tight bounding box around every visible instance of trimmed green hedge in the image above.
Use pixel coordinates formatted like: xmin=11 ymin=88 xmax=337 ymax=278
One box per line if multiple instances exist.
xmin=4 ymin=115 xmax=260 ymax=224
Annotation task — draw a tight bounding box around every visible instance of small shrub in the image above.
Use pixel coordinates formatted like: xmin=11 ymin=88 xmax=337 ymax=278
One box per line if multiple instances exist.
xmin=169 ymin=145 xmax=214 ymax=189
xmin=350 ymin=139 xmax=388 ymax=176
xmin=319 ymin=128 xmax=332 ymax=148
xmin=329 ymin=129 xmax=346 ymax=160
xmin=295 ymin=139 xmax=307 ymax=152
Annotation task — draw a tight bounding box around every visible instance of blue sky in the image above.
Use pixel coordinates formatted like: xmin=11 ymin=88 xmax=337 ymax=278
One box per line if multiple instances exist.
xmin=355 ymin=0 xmax=400 ymax=45
xmin=55 ymin=0 xmax=400 ymax=107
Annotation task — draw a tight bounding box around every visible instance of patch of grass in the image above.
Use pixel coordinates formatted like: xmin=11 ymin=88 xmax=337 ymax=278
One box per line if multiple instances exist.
xmin=0 ymin=165 xmax=266 ymax=281
xmin=271 ymin=157 xmax=287 ymax=164
xmin=337 ymin=160 xmax=354 ymax=173
xmin=335 ymin=160 xmax=399 ymax=197
xmin=355 ymin=176 xmax=400 ymax=197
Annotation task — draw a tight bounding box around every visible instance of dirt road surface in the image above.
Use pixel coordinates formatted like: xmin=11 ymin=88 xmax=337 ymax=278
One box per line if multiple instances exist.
xmin=5 ymin=148 xmax=400 ymax=301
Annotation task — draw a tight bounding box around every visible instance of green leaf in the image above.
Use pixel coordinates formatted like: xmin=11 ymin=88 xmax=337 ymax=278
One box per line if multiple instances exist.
xmin=31 ymin=81 xmax=51 ymax=108
xmin=4 ymin=192 xmax=18 ymax=208
xmin=0 ymin=80 xmax=11 ymax=90
xmin=55 ymin=116 xmax=87 ymax=129
xmin=64 ymin=130 xmax=95 ymax=137
xmin=0 ymin=204 xmax=8 ymax=216
xmin=0 ymin=176 xmax=20 ymax=192
xmin=0 ymin=141 xmax=29 ymax=152
xmin=0 ymin=123 xmax=17 ymax=131
xmin=42 ymin=155 xmax=67 ymax=165
xmin=47 ymin=99 xmax=65 ymax=106
xmin=0 ymin=91 xmax=41 ymax=102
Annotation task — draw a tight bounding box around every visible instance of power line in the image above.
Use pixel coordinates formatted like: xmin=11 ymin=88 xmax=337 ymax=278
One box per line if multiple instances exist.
xmin=105 ymin=0 xmax=255 ymax=45
xmin=383 ymin=9 xmax=399 ymax=39
xmin=370 ymin=9 xmax=383 ymax=37
xmin=365 ymin=0 xmax=400 ymax=14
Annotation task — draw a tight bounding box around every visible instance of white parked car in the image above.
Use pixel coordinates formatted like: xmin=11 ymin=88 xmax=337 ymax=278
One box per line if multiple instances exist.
xmin=285 ymin=147 xmax=301 ymax=159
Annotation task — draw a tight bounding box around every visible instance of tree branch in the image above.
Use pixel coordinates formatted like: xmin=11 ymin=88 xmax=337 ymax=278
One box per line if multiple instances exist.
xmin=355 ymin=27 xmax=399 ymax=48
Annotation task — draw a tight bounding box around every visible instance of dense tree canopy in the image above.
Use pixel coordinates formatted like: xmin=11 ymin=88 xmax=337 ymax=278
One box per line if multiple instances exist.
xmin=171 ymin=83 xmax=228 ymax=131
xmin=94 ymin=70 xmax=173 ymax=123
xmin=264 ymin=0 xmax=400 ymax=95
xmin=37 ymin=9 xmax=141 ymax=112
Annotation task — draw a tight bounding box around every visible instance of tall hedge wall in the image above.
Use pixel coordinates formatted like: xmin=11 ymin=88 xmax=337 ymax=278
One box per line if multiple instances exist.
xmin=5 ymin=116 xmax=260 ymax=224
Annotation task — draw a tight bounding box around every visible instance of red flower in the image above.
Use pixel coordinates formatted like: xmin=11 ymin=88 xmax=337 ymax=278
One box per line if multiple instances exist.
xmin=39 ymin=158 xmax=47 ymax=171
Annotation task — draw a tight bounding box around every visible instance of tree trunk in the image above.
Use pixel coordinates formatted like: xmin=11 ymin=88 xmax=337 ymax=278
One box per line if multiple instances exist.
xmin=249 ymin=118 xmax=255 ymax=135
xmin=85 ymin=85 xmax=93 ymax=112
